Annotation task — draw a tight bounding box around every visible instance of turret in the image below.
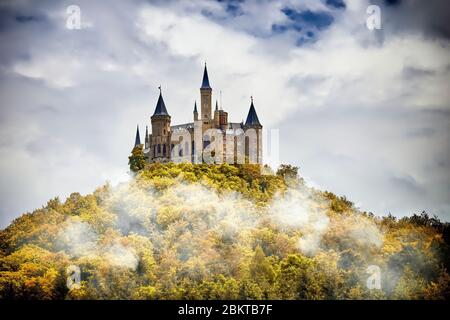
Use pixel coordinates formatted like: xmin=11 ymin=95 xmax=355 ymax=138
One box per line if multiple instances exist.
xmin=145 ymin=125 xmax=149 ymax=149
xmin=219 ymin=110 xmax=228 ymax=130
xmin=244 ymin=97 xmax=262 ymax=129
xmin=200 ymin=63 xmax=212 ymax=125
xmin=134 ymin=125 xmax=141 ymax=147
xmin=244 ymin=97 xmax=262 ymax=164
xmin=214 ymin=100 xmax=220 ymax=127
xmin=193 ymin=101 xmax=199 ymax=121
xmin=151 ymin=87 xmax=171 ymax=160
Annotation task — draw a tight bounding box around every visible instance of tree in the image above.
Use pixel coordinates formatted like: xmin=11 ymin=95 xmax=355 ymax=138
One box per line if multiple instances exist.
xmin=276 ymin=254 xmax=325 ymax=300
xmin=276 ymin=164 xmax=299 ymax=185
xmin=128 ymin=145 xmax=146 ymax=172
xmin=1 ymin=162 xmax=449 ymax=300
xmin=249 ymin=246 xmax=276 ymax=298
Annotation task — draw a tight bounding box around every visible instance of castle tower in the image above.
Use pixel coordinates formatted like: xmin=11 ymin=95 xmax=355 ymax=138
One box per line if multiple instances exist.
xmin=200 ymin=63 xmax=212 ymax=128
xmin=214 ymin=100 xmax=220 ymax=127
xmin=244 ymin=97 xmax=263 ymax=164
xmin=244 ymin=97 xmax=261 ymax=128
xmin=138 ymin=64 xmax=262 ymax=165
xmin=151 ymin=87 xmax=171 ymax=161
xmin=193 ymin=101 xmax=198 ymax=121
xmin=144 ymin=125 xmax=149 ymax=149
xmin=134 ymin=124 xmax=141 ymax=147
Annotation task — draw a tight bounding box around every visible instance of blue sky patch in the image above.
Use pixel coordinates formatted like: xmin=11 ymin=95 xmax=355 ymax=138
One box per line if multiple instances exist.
xmin=325 ymin=0 xmax=346 ymax=10
xmin=282 ymin=8 xmax=334 ymax=30
xmin=15 ymin=15 xmax=42 ymax=23
xmin=216 ymin=0 xmax=244 ymax=17
xmin=271 ymin=7 xmax=334 ymax=46
xmin=385 ymin=0 xmax=401 ymax=6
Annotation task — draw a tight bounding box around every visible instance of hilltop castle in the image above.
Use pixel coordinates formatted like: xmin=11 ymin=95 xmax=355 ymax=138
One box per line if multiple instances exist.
xmin=133 ymin=64 xmax=262 ymax=164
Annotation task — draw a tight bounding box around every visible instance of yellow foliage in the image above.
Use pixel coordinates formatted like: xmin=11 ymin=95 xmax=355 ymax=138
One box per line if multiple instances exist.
xmin=0 ymin=163 xmax=448 ymax=300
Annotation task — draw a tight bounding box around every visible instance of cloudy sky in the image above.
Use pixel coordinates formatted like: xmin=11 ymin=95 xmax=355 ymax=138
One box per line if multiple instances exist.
xmin=0 ymin=0 xmax=449 ymax=227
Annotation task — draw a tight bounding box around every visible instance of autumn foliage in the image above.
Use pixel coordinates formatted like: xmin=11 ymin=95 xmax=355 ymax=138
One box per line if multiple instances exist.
xmin=0 ymin=163 xmax=448 ymax=299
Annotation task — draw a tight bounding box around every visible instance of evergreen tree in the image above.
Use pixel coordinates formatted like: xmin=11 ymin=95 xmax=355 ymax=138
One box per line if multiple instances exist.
xmin=128 ymin=145 xmax=146 ymax=172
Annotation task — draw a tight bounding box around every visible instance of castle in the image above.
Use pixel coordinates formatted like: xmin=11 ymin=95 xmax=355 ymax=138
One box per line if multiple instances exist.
xmin=133 ymin=64 xmax=262 ymax=164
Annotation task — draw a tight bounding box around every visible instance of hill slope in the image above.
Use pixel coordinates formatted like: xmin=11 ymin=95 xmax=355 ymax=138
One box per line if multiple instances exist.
xmin=0 ymin=163 xmax=449 ymax=299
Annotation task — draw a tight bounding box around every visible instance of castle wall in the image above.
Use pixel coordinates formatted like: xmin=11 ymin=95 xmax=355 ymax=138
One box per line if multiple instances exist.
xmin=146 ymin=123 xmax=262 ymax=165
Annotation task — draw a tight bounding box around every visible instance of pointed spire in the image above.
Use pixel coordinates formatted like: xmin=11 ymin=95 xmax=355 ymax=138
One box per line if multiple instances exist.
xmin=144 ymin=125 xmax=149 ymax=146
xmin=201 ymin=62 xmax=211 ymax=89
xmin=134 ymin=125 xmax=141 ymax=147
xmin=193 ymin=101 xmax=198 ymax=113
xmin=215 ymin=99 xmax=219 ymax=111
xmin=245 ymin=96 xmax=261 ymax=126
xmin=152 ymin=86 xmax=169 ymax=116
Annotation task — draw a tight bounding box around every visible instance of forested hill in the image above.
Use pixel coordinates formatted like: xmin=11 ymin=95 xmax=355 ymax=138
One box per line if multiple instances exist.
xmin=0 ymin=163 xmax=449 ymax=299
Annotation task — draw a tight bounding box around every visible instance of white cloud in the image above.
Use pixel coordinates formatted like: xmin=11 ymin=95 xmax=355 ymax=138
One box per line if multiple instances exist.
xmin=0 ymin=0 xmax=449 ymax=227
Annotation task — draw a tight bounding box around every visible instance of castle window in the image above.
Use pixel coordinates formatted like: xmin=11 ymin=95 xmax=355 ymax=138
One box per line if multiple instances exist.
xmin=158 ymin=144 xmax=161 ymax=154
xmin=163 ymin=144 xmax=166 ymax=156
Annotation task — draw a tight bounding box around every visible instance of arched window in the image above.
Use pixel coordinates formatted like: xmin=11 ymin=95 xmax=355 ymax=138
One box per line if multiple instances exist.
xmin=157 ymin=144 xmax=161 ymax=154
xmin=163 ymin=144 xmax=166 ymax=156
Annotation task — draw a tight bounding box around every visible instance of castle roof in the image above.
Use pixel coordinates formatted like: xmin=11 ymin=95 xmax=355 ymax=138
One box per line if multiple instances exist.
xmin=152 ymin=89 xmax=169 ymax=116
xmin=171 ymin=122 xmax=194 ymax=131
xmin=201 ymin=64 xmax=211 ymax=89
xmin=171 ymin=122 xmax=243 ymax=131
xmin=245 ymin=98 xmax=261 ymax=126
xmin=193 ymin=101 xmax=198 ymax=113
xmin=134 ymin=125 xmax=141 ymax=146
